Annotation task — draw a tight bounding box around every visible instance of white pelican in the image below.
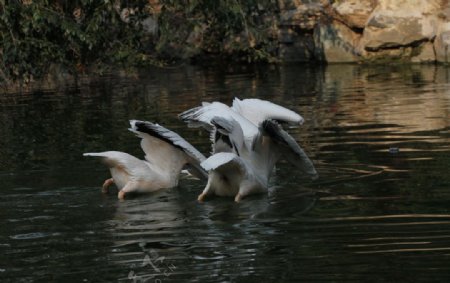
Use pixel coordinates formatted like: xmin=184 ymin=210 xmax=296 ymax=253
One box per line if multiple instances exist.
xmin=84 ymin=120 xmax=207 ymax=199
xmin=179 ymin=99 xmax=318 ymax=202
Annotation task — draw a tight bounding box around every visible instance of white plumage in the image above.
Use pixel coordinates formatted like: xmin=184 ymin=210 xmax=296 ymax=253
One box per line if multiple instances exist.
xmin=232 ymin=98 xmax=304 ymax=126
xmin=180 ymin=98 xmax=317 ymax=202
xmin=84 ymin=120 xmax=207 ymax=199
xmin=180 ymin=101 xmax=259 ymax=147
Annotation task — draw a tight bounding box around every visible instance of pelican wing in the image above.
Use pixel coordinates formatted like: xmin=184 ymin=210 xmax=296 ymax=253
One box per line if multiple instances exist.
xmin=261 ymin=120 xmax=318 ymax=179
xmin=182 ymin=163 xmax=208 ymax=180
xmin=130 ymin=120 xmax=205 ymax=162
xmin=201 ymin=152 xmax=247 ymax=177
xmin=180 ymin=102 xmax=258 ymax=151
xmin=232 ymin=98 xmax=304 ymax=126
xmin=179 ymin=106 xmax=214 ymax=131
xmin=180 ymin=102 xmax=234 ymax=153
xmin=130 ymin=120 xmax=207 ymax=179
xmin=211 ymin=116 xmax=246 ymax=155
xmin=211 ymin=128 xmax=234 ymax=154
xmin=83 ymin=151 xmax=146 ymax=176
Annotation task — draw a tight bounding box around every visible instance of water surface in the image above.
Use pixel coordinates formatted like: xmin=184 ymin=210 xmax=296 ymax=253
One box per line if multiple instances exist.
xmin=1 ymin=65 xmax=450 ymax=282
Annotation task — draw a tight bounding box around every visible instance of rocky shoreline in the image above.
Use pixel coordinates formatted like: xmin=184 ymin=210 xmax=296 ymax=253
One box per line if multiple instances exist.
xmin=2 ymin=0 xmax=450 ymax=90
xmin=278 ymin=0 xmax=450 ymax=63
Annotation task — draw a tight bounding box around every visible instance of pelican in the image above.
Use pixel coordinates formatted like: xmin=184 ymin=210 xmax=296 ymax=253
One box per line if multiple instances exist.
xmin=179 ymin=99 xmax=318 ymax=202
xmin=84 ymin=120 xmax=207 ymax=199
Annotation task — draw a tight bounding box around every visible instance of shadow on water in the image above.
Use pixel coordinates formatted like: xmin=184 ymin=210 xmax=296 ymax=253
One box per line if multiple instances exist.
xmin=1 ymin=64 xmax=450 ymax=282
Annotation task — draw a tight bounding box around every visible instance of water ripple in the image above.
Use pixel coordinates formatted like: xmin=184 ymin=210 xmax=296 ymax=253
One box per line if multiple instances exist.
xmin=1 ymin=65 xmax=450 ymax=282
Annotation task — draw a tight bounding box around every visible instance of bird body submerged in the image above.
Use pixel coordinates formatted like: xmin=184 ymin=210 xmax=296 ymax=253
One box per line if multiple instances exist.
xmin=200 ymin=152 xmax=267 ymax=200
xmin=84 ymin=98 xmax=317 ymax=202
xmin=180 ymin=98 xmax=318 ymax=202
xmin=84 ymin=120 xmax=207 ymax=199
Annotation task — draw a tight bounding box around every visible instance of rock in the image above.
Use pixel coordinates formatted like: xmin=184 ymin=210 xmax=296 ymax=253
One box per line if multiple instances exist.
xmin=276 ymin=0 xmax=447 ymax=63
xmin=278 ymin=0 xmax=328 ymax=12
xmin=437 ymin=6 xmax=450 ymax=21
xmin=278 ymin=27 xmax=296 ymax=44
xmin=279 ymin=33 xmax=315 ymax=62
xmin=279 ymin=2 xmax=325 ymax=30
xmin=362 ymin=47 xmax=415 ymax=63
xmin=411 ymin=42 xmax=436 ymax=63
xmin=314 ymin=21 xmax=361 ymax=63
xmin=363 ymin=17 xmax=428 ymax=50
xmin=435 ymin=22 xmax=450 ymax=63
xmin=361 ymin=0 xmax=442 ymax=51
xmin=332 ymin=0 xmax=376 ymax=29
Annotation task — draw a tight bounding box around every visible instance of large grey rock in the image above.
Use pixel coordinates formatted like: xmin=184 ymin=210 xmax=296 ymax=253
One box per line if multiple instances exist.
xmin=332 ymin=0 xmax=376 ymax=29
xmin=435 ymin=22 xmax=450 ymax=63
xmin=361 ymin=0 xmax=441 ymax=51
xmin=314 ymin=21 xmax=361 ymax=62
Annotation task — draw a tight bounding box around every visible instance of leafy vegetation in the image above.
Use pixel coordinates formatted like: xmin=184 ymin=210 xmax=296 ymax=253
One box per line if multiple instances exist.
xmin=0 ymin=0 xmax=279 ymax=84
xmin=157 ymin=0 xmax=279 ymax=63
xmin=0 ymin=0 xmax=160 ymax=83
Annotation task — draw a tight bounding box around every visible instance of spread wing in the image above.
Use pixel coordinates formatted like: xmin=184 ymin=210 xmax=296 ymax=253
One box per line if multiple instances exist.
xmin=83 ymin=151 xmax=147 ymax=177
xmin=129 ymin=120 xmax=207 ymax=179
xmin=210 ymin=116 xmax=246 ymax=156
xmin=179 ymin=101 xmax=258 ymax=153
xmin=232 ymin=98 xmax=304 ymax=126
xmin=201 ymin=152 xmax=247 ymax=178
xmin=260 ymin=120 xmax=318 ymax=179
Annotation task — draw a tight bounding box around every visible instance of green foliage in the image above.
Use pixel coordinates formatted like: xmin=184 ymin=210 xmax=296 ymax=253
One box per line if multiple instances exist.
xmin=157 ymin=0 xmax=279 ymax=63
xmin=0 ymin=0 xmax=157 ymax=83
xmin=0 ymin=0 xmax=279 ymax=83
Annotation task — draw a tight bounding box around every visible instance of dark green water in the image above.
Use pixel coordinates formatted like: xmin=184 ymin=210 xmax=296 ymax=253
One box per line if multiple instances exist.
xmin=1 ymin=65 xmax=450 ymax=282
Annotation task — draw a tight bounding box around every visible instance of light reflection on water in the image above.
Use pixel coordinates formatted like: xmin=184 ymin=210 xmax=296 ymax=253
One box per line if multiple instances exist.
xmin=1 ymin=64 xmax=450 ymax=282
